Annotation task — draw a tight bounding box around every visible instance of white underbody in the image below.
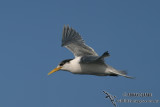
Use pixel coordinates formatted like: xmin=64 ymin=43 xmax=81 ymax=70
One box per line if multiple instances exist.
xmin=61 ymin=57 xmax=114 ymax=76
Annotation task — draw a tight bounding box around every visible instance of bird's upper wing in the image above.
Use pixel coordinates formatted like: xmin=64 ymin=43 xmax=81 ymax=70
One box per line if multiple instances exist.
xmin=61 ymin=25 xmax=98 ymax=57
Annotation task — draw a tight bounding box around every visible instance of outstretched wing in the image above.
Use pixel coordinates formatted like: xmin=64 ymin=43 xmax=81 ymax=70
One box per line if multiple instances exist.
xmin=62 ymin=25 xmax=98 ymax=57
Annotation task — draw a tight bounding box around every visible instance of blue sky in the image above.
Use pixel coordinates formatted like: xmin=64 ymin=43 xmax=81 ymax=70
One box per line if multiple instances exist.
xmin=0 ymin=0 xmax=160 ymax=107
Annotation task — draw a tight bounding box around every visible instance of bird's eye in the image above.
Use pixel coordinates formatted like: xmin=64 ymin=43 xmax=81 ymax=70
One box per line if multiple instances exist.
xmin=59 ymin=62 xmax=64 ymax=66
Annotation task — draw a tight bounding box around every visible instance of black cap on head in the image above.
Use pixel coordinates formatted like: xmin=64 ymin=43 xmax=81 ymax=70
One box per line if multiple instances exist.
xmin=59 ymin=59 xmax=73 ymax=66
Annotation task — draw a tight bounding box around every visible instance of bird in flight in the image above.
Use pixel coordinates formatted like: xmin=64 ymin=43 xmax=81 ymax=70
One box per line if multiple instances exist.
xmin=48 ymin=25 xmax=133 ymax=78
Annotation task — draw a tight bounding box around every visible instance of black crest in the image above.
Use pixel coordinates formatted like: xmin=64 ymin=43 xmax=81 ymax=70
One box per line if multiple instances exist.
xmin=59 ymin=59 xmax=73 ymax=66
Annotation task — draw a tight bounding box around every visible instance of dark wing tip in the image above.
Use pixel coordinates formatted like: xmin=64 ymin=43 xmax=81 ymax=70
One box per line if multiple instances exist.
xmin=61 ymin=25 xmax=83 ymax=47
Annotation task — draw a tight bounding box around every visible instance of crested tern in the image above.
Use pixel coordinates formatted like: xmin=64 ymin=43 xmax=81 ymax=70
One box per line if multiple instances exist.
xmin=48 ymin=25 xmax=133 ymax=78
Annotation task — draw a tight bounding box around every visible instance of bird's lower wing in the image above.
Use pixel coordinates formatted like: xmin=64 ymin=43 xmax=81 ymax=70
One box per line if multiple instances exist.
xmin=80 ymin=56 xmax=106 ymax=64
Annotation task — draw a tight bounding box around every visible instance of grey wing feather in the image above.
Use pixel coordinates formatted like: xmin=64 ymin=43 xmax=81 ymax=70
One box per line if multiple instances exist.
xmin=80 ymin=56 xmax=105 ymax=65
xmin=80 ymin=51 xmax=110 ymax=64
xmin=62 ymin=25 xmax=98 ymax=57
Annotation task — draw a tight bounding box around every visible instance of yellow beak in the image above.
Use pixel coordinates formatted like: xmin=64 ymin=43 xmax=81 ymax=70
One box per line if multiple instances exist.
xmin=48 ymin=66 xmax=62 ymax=75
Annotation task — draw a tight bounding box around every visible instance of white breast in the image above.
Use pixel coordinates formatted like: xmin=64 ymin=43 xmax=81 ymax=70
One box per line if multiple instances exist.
xmin=67 ymin=57 xmax=82 ymax=73
xmin=69 ymin=57 xmax=108 ymax=75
